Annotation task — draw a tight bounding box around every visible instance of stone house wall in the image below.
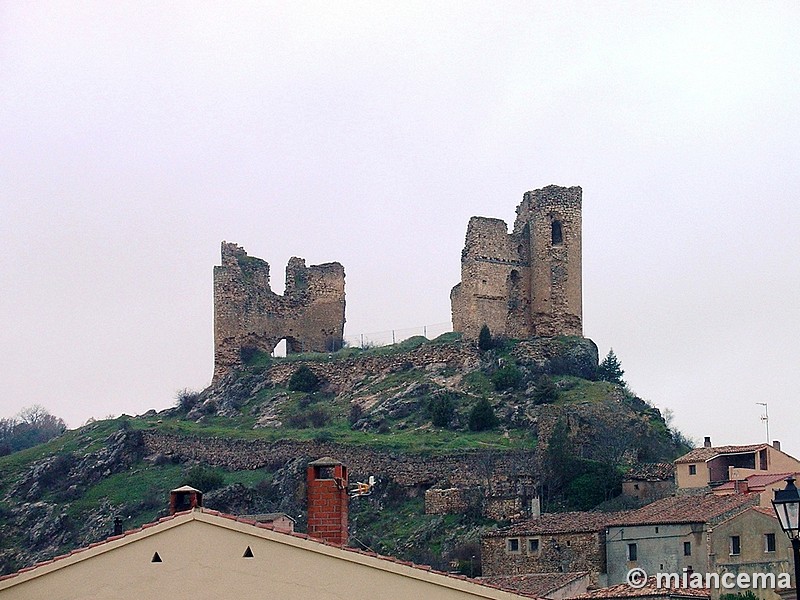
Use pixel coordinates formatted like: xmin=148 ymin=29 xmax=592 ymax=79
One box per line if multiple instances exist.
xmin=481 ymin=531 xmax=606 ymax=586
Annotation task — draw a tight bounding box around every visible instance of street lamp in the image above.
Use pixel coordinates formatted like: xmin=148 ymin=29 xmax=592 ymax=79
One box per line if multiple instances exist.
xmin=772 ymin=477 xmax=800 ymax=600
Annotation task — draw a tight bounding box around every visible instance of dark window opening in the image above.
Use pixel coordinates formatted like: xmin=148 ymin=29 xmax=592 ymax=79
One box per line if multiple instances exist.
xmin=317 ymin=466 xmax=335 ymax=479
xmin=551 ymin=221 xmax=563 ymax=245
xmin=730 ymin=536 xmax=741 ymax=556
xmin=689 ymin=464 xmax=697 ymax=475
xmin=628 ymin=543 xmax=638 ymax=561
xmin=684 ymin=541 xmax=692 ymax=556
xmin=566 ymin=540 xmax=571 ymax=547
xmin=655 ymin=527 xmax=659 ymax=534
xmin=528 ymin=539 xmax=539 ymax=552
xmin=151 ymin=552 xmax=162 ymax=563
xmin=766 ymin=533 xmax=776 ymax=553
xmin=507 ymin=538 xmax=520 ymax=552
xmin=243 ymin=546 xmax=254 ymax=558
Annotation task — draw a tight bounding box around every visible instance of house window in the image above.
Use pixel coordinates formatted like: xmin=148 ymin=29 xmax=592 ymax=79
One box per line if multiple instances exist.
xmin=628 ymin=543 xmax=638 ymax=561
xmin=655 ymin=527 xmax=659 ymax=534
xmin=689 ymin=465 xmax=697 ymax=475
xmin=507 ymin=538 xmax=520 ymax=553
xmin=765 ymin=533 xmax=776 ymax=553
xmin=730 ymin=536 xmax=741 ymax=556
xmin=528 ymin=538 xmax=540 ymax=553
xmin=684 ymin=542 xmax=691 ymax=556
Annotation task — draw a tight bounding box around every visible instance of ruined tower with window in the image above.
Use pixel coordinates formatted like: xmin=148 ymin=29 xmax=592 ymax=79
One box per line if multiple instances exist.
xmin=213 ymin=242 xmax=345 ymax=381
xmin=451 ymin=185 xmax=582 ymax=339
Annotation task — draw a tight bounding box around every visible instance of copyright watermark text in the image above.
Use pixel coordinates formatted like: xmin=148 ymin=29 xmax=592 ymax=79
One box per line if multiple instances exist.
xmin=626 ymin=568 xmax=792 ymax=590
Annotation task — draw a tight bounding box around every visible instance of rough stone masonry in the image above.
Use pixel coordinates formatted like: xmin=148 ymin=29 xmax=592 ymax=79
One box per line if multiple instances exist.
xmin=213 ymin=242 xmax=345 ymax=380
xmin=451 ymin=185 xmax=582 ymax=339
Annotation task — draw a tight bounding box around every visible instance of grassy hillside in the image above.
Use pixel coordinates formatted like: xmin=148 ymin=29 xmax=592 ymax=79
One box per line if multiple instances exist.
xmin=0 ymin=335 xmax=688 ymax=575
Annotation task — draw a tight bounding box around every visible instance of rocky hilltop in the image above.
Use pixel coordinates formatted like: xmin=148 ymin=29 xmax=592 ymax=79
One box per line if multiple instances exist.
xmin=0 ymin=335 xmax=687 ymax=575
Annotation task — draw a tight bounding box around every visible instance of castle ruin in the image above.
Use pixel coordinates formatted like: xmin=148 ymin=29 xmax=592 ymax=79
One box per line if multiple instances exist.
xmin=451 ymin=185 xmax=582 ymax=339
xmin=213 ymin=242 xmax=345 ymax=380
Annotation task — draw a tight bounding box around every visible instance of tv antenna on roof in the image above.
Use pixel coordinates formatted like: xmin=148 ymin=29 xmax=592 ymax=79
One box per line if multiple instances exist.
xmin=756 ymin=402 xmax=769 ymax=443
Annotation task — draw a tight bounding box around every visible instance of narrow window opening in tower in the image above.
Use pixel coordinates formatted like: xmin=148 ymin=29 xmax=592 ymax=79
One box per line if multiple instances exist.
xmin=551 ymin=221 xmax=563 ymax=245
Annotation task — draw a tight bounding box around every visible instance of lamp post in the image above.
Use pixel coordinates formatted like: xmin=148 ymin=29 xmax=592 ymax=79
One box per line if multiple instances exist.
xmin=772 ymin=477 xmax=800 ymax=600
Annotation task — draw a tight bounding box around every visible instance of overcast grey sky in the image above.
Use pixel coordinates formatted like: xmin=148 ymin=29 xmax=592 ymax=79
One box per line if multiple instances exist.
xmin=1 ymin=2 xmax=798 ymax=455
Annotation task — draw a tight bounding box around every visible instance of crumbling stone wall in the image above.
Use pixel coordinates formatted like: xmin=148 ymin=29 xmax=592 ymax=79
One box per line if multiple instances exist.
xmin=424 ymin=487 xmax=483 ymax=515
xmin=213 ymin=242 xmax=345 ymax=380
xmin=483 ymin=496 xmax=524 ymax=521
xmin=451 ymin=185 xmax=582 ymax=339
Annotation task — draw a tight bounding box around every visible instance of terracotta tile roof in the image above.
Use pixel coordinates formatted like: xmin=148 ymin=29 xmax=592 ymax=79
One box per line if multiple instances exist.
xmin=624 ymin=463 xmax=674 ymax=482
xmin=674 ymin=444 xmax=768 ymax=464
xmin=481 ymin=572 xmax=589 ymax=596
xmin=751 ymin=505 xmax=779 ymax=518
xmin=485 ymin=511 xmax=631 ymax=537
xmin=606 ymin=493 xmax=758 ymax=527
xmin=714 ymin=472 xmax=796 ymax=491
xmin=0 ymin=508 xmax=539 ymax=598
xmin=573 ymin=577 xmax=710 ymax=599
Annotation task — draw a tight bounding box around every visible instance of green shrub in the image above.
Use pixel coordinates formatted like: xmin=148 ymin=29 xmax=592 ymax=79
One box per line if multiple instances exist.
xmin=348 ymin=404 xmax=364 ymax=426
xmin=468 ymin=398 xmax=498 ymax=431
xmin=428 ymin=393 xmax=457 ymax=428
xmin=491 ymin=364 xmax=523 ymax=391
xmin=182 ymin=465 xmax=225 ymax=493
xmin=175 ymin=388 xmax=201 ymax=412
xmin=307 ymin=406 xmax=330 ymax=428
xmin=313 ymin=430 xmax=334 ymax=443
xmin=288 ymin=366 xmax=321 ymax=392
xmin=533 ymin=375 xmax=558 ymax=405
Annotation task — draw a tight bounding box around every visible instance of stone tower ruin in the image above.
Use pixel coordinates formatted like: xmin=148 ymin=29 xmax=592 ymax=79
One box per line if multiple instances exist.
xmin=213 ymin=242 xmax=345 ymax=380
xmin=451 ymin=185 xmax=582 ymax=340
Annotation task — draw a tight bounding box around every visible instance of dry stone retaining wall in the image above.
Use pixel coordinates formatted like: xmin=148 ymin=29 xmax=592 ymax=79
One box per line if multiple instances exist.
xmin=140 ymin=430 xmax=538 ymax=489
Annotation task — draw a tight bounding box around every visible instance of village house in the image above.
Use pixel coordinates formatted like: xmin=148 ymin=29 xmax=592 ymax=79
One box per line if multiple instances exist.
xmin=605 ymin=493 xmax=759 ymax=586
xmin=621 ymin=463 xmax=675 ymax=504
xmin=708 ymin=506 xmax=792 ymax=600
xmin=674 ymin=439 xmax=800 ymax=492
xmin=481 ymin=511 xmax=630 ymax=587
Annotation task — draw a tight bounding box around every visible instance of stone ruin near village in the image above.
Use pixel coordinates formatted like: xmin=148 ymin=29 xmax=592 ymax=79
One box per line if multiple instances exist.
xmin=451 ymin=185 xmax=583 ymax=340
xmin=212 ymin=184 xmax=582 ymax=379
xmin=213 ymin=242 xmax=346 ymax=381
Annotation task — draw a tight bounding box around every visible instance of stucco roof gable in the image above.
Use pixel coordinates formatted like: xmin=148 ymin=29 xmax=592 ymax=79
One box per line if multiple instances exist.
xmin=0 ymin=508 xmax=539 ymax=599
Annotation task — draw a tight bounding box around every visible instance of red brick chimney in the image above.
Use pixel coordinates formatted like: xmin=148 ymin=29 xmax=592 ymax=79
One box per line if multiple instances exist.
xmin=170 ymin=485 xmax=203 ymax=515
xmin=307 ymin=457 xmax=348 ymax=546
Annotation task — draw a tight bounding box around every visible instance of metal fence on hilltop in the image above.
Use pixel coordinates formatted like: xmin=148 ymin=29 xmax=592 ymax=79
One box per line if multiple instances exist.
xmin=342 ymin=322 xmax=453 ymax=350
xmin=270 ymin=322 xmax=453 ymax=356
